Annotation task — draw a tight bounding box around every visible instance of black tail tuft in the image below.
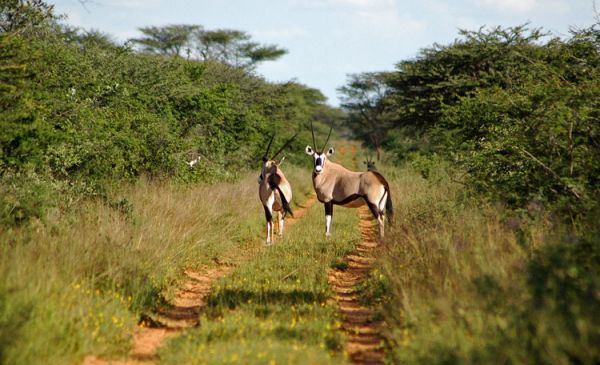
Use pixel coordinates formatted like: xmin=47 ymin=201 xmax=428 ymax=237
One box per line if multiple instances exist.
xmin=385 ymin=187 xmax=393 ymax=224
xmin=371 ymin=170 xmax=393 ymax=224
xmin=276 ymin=186 xmax=294 ymax=218
xmin=268 ymin=174 xmax=293 ymax=218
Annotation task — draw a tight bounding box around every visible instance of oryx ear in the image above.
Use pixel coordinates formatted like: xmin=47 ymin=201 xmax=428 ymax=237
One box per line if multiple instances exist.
xmin=278 ymin=156 xmax=285 ymax=165
xmin=326 ymin=147 xmax=335 ymax=156
xmin=305 ymin=146 xmax=314 ymax=155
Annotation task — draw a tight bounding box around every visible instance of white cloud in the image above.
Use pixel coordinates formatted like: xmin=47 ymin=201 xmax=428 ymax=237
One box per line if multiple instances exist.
xmin=355 ymin=11 xmax=426 ymax=36
xmin=323 ymin=0 xmax=426 ymax=38
xmin=101 ymin=0 xmax=162 ymax=10
xmin=477 ymin=0 xmax=537 ymax=13
xmin=328 ymin=0 xmax=395 ymax=9
xmin=475 ymin=0 xmax=571 ymax=14
xmin=296 ymin=0 xmax=397 ymax=13
xmin=252 ymin=27 xmax=309 ymax=41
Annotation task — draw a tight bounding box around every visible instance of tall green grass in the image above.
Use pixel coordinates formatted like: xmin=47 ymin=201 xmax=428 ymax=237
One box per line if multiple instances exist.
xmin=159 ymin=195 xmax=362 ymax=364
xmin=159 ymin=141 xmax=364 ymax=364
xmin=0 ymin=165 xmax=313 ymax=365
xmin=364 ymin=159 xmax=600 ymax=364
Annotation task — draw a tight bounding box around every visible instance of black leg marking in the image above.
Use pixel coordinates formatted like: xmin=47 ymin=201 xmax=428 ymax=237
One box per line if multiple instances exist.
xmin=378 ymin=190 xmax=387 ymax=213
xmin=332 ymin=194 xmax=365 ymax=206
xmin=263 ymin=205 xmax=272 ymax=222
xmin=324 ymin=202 xmax=333 ymax=216
xmin=367 ymin=201 xmax=380 ymax=219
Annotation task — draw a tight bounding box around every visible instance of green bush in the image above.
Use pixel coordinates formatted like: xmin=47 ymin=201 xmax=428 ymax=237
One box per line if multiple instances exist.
xmin=1 ymin=0 xmax=339 ymax=225
xmin=378 ymin=162 xmax=600 ymax=365
xmin=0 ymin=168 xmax=58 ymax=226
xmin=519 ymin=232 xmax=600 ymax=364
xmin=341 ymin=24 xmax=600 ymax=215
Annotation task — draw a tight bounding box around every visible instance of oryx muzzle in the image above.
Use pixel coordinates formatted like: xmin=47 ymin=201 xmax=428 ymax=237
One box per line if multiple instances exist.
xmin=259 ymin=132 xmax=298 ymax=245
xmin=305 ymin=122 xmax=393 ymax=238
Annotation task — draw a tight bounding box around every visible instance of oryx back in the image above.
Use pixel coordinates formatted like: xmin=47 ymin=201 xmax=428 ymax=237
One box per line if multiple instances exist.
xmin=314 ymin=160 xmax=365 ymax=207
xmin=259 ymin=166 xmax=292 ymax=216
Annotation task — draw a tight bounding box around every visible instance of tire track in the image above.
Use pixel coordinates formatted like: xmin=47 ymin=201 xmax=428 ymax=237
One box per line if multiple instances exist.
xmin=83 ymin=266 xmax=232 ymax=365
xmin=328 ymin=144 xmax=385 ymax=364
xmin=83 ymin=192 xmax=317 ymax=365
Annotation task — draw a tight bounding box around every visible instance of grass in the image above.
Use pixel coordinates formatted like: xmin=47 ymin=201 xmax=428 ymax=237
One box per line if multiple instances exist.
xmin=9 ymin=140 xmax=593 ymax=365
xmin=158 ymin=190 xmax=361 ymax=365
xmin=159 ymin=141 xmax=364 ymax=364
xmin=362 ymin=158 xmax=600 ymax=365
xmin=0 ymin=164 xmax=314 ymax=365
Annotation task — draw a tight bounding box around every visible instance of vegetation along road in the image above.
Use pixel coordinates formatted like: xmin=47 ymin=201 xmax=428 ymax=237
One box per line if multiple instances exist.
xmin=1 ymin=1 xmax=599 ymax=365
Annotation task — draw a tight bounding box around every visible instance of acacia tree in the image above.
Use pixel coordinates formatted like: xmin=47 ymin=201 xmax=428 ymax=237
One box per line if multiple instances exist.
xmin=129 ymin=25 xmax=286 ymax=67
xmin=338 ymin=72 xmax=393 ymax=160
xmin=129 ymin=24 xmax=200 ymax=56
xmin=361 ymin=24 xmax=600 ymax=213
xmin=0 ymin=0 xmax=53 ymax=33
xmin=193 ymin=28 xmax=286 ymax=68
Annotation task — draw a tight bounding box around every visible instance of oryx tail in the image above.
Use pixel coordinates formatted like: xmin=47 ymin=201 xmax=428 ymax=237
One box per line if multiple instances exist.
xmin=385 ymin=188 xmax=393 ymax=224
xmin=268 ymin=174 xmax=293 ymax=218
xmin=371 ymin=170 xmax=393 ymax=224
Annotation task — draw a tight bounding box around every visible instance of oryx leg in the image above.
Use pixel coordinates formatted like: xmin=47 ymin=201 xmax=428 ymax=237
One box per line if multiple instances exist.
xmin=278 ymin=210 xmax=285 ymax=236
xmin=324 ymin=202 xmax=333 ymax=236
xmin=378 ymin=215 xmax=385 ymax=238
xmin=377 ymin=190 xmax=388 ymax=238
xmin=263 ymin=205 xmax=273 ymax=245
xmin=367 ymin=201 xmax=385 ymax=238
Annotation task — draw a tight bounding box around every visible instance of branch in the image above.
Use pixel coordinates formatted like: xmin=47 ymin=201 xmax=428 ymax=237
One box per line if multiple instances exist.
xmin=519 ymin=148 xmax=581 ymax=200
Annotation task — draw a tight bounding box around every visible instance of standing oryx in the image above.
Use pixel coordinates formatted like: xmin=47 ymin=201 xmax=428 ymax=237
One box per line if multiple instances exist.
xmin=259 ymin=133 xmax=297 ymax=245
xmin=305 ymin=123 xmax=393 ymax=238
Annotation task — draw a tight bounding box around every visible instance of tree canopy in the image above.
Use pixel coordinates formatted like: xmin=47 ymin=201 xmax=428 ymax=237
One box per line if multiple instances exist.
xmin=128 ymin=24 xmax=287 ymax=68
xmin=129 ymin=24 xmax=200 ymax=56
xmin=340 ymin=24 xmax=600 ymax=214
xmin=338 ymin=72 xmax=394 ymax=160
xmin=0 ymin=1 xmax=335 ymax=225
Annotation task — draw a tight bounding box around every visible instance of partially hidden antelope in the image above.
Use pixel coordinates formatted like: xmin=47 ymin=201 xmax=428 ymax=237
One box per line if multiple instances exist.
xmin=363 ymin=154 xmax=377 ymax=171
xmin=259 ymin=133 xmax=297 ymax=245
xmin=305 ymin=123 xmax=393 ymax=238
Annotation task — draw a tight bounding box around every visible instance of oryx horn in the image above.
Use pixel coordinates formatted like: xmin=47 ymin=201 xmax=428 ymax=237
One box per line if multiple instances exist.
xmin=263 ymin=134 xmax=275 ymax=161
xmin=272 ymin=132 xmax=299 ymax=160
xmin=310 ymin=120 xmax=318 ymax=151
xmin=321 ymin=126 xmax=333 ymax=153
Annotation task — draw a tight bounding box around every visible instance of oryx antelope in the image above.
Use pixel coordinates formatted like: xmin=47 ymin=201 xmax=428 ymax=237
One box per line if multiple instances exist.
xmin=363 ymin=154 xmax=377 ymax=171
xmin=305 ymin=123 xmax=393 ymax=238
xmin=259 ymin=133 xmax=297 ymax=245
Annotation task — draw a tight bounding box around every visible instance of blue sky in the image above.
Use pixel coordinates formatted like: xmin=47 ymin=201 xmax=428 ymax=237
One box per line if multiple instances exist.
xmin=51 ymin=0 xmax=595 ymax=105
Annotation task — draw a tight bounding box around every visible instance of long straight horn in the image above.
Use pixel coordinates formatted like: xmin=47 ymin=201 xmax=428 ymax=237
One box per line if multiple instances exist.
xmin=263 ymin=134 xmax=275 ymax=161
xmin=310 ymin=120 xmax=318 ymax=151
xmin=272 ymin=132 xmax=299 ymax=160
xmin=321 ymin=126 xmax=333 ymax=153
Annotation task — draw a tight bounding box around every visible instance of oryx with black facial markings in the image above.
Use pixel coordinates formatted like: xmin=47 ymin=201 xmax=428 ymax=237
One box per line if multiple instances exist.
xmin=305 ymin=123 xmax=393 ymax=238
xmin=363 ymin=154 xmax=377 ymax=171
xmin=259 ymin=133 xmax=297 ymax=245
